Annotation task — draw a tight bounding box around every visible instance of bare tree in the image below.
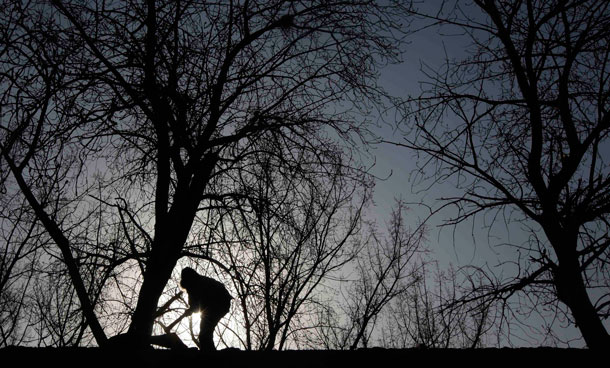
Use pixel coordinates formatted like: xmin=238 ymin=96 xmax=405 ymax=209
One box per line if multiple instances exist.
xmin=382 ymin=263 xmax=494 ymax=349
xmin=0 ymin=196 xmax=42 ymax=347
xmin=309 ymin=201 xmax=426 ymax=350
xmin=391 ymin=0 xmax=610 ymax=348
xmin=196 ymin=138 xmax=369 ymax=350
xmin=343 ymin=201 xmax=426 ymax=349
xmin=1 ymin=0 xmax=407 ymax=347
xmin=0 ymin=0 xmax=111 ymax=345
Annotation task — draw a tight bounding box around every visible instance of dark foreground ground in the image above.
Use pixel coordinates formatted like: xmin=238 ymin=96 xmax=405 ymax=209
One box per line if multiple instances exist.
xmin=0 ymin=346 xmax=596 ymax=368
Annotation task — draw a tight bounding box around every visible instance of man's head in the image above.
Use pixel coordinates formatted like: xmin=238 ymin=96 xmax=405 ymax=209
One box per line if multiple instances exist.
xmin=180 ymin=267 xmax=198 ymax=290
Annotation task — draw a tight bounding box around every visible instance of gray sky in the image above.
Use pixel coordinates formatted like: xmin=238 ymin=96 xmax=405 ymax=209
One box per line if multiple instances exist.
xmin=371 ymin=11 xmax=480 ymax=266
xmin=364 ymin=6 xmax=590 ymax=346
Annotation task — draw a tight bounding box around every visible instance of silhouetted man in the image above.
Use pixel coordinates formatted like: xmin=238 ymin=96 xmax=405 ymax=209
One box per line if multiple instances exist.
xmin=180 ymin=267 xmax=232 ymax=351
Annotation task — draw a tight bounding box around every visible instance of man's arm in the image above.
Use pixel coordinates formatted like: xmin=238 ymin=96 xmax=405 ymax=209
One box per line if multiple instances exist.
xmin=185 ymin=291 xmax=201 ymax=315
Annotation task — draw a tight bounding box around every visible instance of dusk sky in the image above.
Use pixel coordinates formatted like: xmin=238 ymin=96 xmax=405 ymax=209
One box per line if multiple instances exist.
xmin=2 ymin=0 xmax=608 ymax=351
xmin=371 ymin=5 xmax=496 ymax=267
xmin=366 ymin=3 xmax=595 ymax=346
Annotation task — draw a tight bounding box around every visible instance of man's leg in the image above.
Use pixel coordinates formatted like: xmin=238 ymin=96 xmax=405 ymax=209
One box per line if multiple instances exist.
xmin=198 ymin=308 xmax=226 ymax=351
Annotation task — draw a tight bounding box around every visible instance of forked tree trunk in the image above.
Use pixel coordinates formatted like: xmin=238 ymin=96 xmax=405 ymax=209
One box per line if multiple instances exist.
xmin=125 ymin=175 xmax=212 ymax=347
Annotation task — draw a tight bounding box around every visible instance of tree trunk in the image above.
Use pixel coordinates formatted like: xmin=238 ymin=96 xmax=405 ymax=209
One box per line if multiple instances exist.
xmin=127 ymin=247 xmax=179 ymax=347
xmin=125 ymin=189 xmax=205 ymax=347
xmin=550 ymin=230 xmax=610 ymax=349
xmin=554 ymin=256 xmax=610 ymax=349
xmin=265 ymin=327 xmax=278 ymax=351
xmin=4 ymin=155 xmax=108 ymax=347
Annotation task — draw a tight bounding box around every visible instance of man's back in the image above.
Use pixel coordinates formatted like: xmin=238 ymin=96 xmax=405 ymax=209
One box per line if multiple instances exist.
xmin=194 ymin=275 xmax=232 ymax=308
xmin=181 ymin=267 xmax=231 ymax=312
